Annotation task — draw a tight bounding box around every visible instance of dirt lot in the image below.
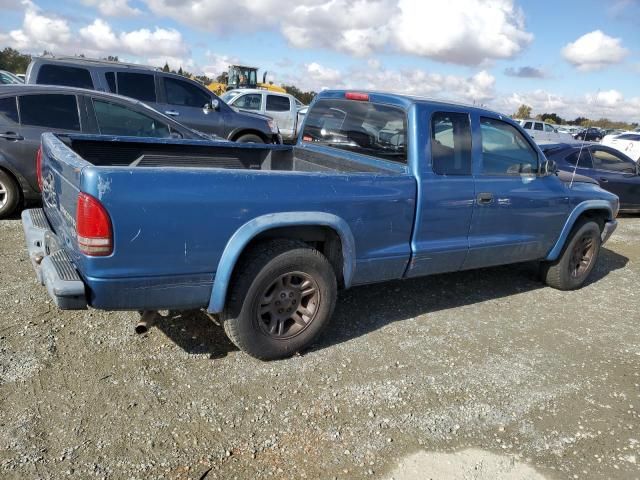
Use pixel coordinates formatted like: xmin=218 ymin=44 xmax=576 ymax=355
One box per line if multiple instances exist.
xmin=0 ymin=215 xmax=638 ymax=479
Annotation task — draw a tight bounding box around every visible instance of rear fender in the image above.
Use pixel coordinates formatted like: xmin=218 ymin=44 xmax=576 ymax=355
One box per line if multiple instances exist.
xmin=207 ymin=212 xmax=356 ymax=313
xmin=545 ymin=200 xmax=614 ymax=261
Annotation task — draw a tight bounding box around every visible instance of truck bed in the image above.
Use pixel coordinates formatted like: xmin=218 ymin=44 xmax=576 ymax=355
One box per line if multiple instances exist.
xmin=66 ymin=135 xmax=400 ymax=174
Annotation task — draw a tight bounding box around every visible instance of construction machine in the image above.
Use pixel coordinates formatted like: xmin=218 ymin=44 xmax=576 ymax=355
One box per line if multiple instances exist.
xmin=208 ymin=65 xmax=286 ymax=95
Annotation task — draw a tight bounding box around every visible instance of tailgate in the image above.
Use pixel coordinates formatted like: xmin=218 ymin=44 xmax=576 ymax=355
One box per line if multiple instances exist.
xmin=40 ymin=133 xmax=91 ymax=263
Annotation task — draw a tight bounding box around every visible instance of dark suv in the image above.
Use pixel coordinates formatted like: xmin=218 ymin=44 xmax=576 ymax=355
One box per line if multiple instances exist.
xmin=0 ymin=84 xmax=213 ymax=218
xmin=26 ymin=57 xmax=281 ymax=144
xmin=574 ymin=127 xmax=603 ymax=142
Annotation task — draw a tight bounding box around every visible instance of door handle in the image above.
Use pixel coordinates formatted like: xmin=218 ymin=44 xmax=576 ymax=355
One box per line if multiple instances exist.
xmin=599 ymin=177 xmax=609 ymax=183
xmin=477 ymin=192 xmax=493 ymax=205
xmin=164 ymin=110 xmax=179 ymax=116
xmin=0 ymin=132 xmax=24 ymax=141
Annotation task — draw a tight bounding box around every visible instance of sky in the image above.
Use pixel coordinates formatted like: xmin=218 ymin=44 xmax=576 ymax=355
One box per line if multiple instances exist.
xmin=1 ymin=0 xmax=639 ymax=122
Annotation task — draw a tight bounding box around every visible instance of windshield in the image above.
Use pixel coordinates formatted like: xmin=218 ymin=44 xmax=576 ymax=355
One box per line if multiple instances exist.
xmin=302 ymin=98 xmax=407 ymax=164
xmin=221 ymin=90 xmax=243 ymax=103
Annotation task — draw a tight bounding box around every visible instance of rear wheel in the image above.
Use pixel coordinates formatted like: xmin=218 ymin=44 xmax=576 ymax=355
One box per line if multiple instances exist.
xmin=236 ymin=133 xmax=264 ymax=144
xmin=221 ymin=239 xmax=337 ymax=360
xmin=541 ymin=219 xmax=601 ymax=290
xmin=0 ymin=170 xmax=20 ymax=219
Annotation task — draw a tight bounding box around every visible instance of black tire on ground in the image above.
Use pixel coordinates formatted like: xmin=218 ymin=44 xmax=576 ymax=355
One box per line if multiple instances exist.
xmin=235 ymin=133 xmax=264 ymax=144
xmin=0 ymin=170 xmax=20 ymax=219
xmin=541 ymin=219 xmax=601 ymax=290
xmin=221 ymin=239 xmax=337 ymax=360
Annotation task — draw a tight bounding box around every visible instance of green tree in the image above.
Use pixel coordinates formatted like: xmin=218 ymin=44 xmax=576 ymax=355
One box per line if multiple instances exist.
xmin=0 ymin=47 xmax=32 ymax=74
xmin=540 ymin=113 xmax=563 ymax=124
xmin=162 ymin=62 xmax=170 ymax=72
xmin=512 ymin=104 xmax=532 ymax=119
xmin=282 ymin=84 xmax=316 ymax=105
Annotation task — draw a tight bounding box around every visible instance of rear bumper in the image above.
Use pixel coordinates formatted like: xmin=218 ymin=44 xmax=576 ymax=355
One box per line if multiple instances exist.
xmin=22 ymin=208 xmax=87 ymax=310
xmin=601 ymin=219 xmax=617 ymax=245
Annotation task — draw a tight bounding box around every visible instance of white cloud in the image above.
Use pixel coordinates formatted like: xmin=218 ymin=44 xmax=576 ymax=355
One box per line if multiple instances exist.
xmin=562 ymin=30 xmax=629 ymax=71
xmin=282 ymin=61 xmax=496 ymax=104
xmin=82 ymin=0 xmax=142 ymax=16
xmin=1 ymin=2 xmax=189 ymax=61
xmin=144 ymin=0 xmax=533 ymax=65
xmin=493 ymin=89 xmax=640 ymax=122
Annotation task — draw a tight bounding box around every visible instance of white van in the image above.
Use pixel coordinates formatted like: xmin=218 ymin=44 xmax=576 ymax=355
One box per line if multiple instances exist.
xmin=517 ymin=119 xmax=575 ymax=144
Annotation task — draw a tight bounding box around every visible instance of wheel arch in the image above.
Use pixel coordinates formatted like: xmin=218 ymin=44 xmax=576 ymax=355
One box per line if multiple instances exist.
xmin=207 ymin=212 xmax=356 ymax=313
xmin=229 ymin=129 xmax=268 ymax=143
xmin=546 ymin=200 xmax=614 ymax=261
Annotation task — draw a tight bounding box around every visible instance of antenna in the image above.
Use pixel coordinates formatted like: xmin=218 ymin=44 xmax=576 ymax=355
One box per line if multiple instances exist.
xmin=570 ymin=89 xmax=600 ymax=189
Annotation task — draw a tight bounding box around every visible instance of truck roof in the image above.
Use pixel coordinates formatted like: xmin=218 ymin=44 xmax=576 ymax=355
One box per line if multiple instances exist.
xmin=317 ymin=89 xmax=511 ymax=120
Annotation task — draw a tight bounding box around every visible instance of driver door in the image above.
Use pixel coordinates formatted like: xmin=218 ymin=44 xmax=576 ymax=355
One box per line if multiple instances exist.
xmin=590 ymin=146 xmax=640 ymax=210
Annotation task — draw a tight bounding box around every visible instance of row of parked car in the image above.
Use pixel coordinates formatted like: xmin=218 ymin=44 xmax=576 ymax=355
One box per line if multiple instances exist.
xmin=0 ymin=56 xmax=314 ymax=217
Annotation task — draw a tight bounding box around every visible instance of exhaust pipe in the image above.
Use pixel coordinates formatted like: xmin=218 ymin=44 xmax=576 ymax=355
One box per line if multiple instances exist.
xmin=135 ymin=310 xmax=157 ymax=334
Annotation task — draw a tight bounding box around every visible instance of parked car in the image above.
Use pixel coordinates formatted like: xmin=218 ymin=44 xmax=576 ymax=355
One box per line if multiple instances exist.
xmin=574 ymin=127 xmax=603 ymax=142
xmin=602 ymin=133 xmax=640 ymax=163
xmin=0 ymin=84 xmax=214 ymax=218
xmin=221 ymin=89 xmax=304 ymax=142
xmin=0 ymin=70 xmax=23 ymax=85
xmin=542 ymin=143 xmax=640 ymax=212
xmin=26 ymin=57 xmax=281 ymax=144
xmin=23 ymin=90 xmax=618 ymax=360
xmin=517 ymin=119 xmax=575 ymax=144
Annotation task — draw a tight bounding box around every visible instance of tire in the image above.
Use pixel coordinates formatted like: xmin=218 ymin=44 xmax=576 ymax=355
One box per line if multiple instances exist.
xmin=541 ymin=219 xmax=601 ymax=290
xmin=0 ymin=170 xmax=20 ymax=219
xmin=221 ymin=239 xmax=337 ymax=360
xmin=235 ymin=133 xmax=264 ymax=144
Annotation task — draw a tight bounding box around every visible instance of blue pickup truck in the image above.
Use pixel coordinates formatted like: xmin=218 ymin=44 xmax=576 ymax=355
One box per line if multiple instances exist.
xmin=22 ymin=90 xmax=619 ymax=359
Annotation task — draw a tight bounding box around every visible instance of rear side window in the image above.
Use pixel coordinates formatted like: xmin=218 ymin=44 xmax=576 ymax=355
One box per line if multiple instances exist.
xmin=0 ymin=97 xmax=19 ymax=124
xmin=564 ymin=149 xmax=593 ymax=168
xmin=19 ymin=94 xmax=80 ymax=130
xmin=114 ymin=72 xmax=156 ymax=103
xmin=36 ymin=64 xmax=94 ymax=89
xmin=534 ymin=123 xmax=543 ymax=131
xmin=164 ymin=77 xmax=210 ymax=107
xmin=480 ymin=117 xmax=538 ymax=175
xmin=233 ymin=94 xmax=262 ymax=111
xmin=302 ymin=98 xmax=407 ymax=164
xmin=92 ymin=99 xmax=170 ymax=138
xmin=266 ymin=95 xmax=290 ymax=112
xmin=431 ymin=112 xmax=472 ymax=175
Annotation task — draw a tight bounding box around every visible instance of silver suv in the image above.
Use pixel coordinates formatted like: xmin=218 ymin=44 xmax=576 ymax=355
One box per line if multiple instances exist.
xmin=26 ymin=57 xmax=281 ymax=144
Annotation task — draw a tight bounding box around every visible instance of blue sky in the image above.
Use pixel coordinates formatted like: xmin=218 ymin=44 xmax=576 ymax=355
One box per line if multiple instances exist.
xmin=1 ymin=0 xmax=638 ymax=121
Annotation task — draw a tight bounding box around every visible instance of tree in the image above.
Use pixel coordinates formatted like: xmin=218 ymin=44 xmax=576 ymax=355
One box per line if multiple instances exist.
xmin=177 ymin=66 xmax=183 ymax=76
xmin=0 ymin=47 xmax=32 ymax=74
xmin=103 ymin=55 xmax=119 ymax=62
xmin=540 ymin=113 xmax=563 ymax=125
xmin=162 ymin=62 xmax=170 ymax=72
xmin=282 ymin=84 xmax=316 ymax=105
xmin=215 ymin=72 xmax=228 ymax=84
xmin=512 ymin=104 xmax=532 ymax=119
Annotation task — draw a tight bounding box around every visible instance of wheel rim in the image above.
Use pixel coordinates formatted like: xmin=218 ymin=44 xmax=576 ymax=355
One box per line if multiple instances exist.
xmin=0 ymin=181 xmax=7 ymax=209
xmin=256 ymin=272 xmax=321 ymax=339
xmin=569 ymin=233 xmax=596 ymax=279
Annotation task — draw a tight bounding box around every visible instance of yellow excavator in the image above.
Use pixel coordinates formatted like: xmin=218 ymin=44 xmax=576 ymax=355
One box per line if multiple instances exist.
xmin=207 ymin=65 xmax=286 ymax=96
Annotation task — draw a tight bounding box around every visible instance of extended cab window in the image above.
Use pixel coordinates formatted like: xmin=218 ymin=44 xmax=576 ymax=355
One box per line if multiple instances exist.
xmin=266 ymin=95 xmax=290 ymax=112
xmin=92 ymin=99 xmax=170 ymax=138
xmin=19 ymin=94 xmax=80 ymax=130
xmin=164 ymin=77 xmax=210 ymax=108
xmin=234 ymin=94 xmax=262 ymax=110
xmin=112 ymin=72 xmax=156 ymax=103
xmin=431 ymin=112 xmax=472 ymax=175
xmin=0 ymin=97 xmax=19 ymax=124
xmin=480 ymin=117 xmax=538 ymax=175
xmin=302 ymin=98 xmax=407 ymax=164
xmin=36 ymin=64 xmax=94 ymax=89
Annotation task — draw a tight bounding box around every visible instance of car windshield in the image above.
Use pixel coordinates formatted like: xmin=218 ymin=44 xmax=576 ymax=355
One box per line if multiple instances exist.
xmin=221 ymin=91 xmax=243 ymax=103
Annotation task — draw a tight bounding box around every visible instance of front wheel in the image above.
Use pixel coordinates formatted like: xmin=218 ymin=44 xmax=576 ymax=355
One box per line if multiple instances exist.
xmin=235 ymin=133 xmax=264 ymax=144
xmin=541 ymin=219 xmax=601 ymax=290
xmin=221 ymin=239 xmax=337 ymax=360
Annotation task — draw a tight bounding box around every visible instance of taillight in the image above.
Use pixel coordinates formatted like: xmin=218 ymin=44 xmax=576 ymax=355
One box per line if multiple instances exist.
xmin=345 ymin=92 xmax=369 ymax=101
xmin=36 ymin=146 xmax=43 ymax=191
xmin=76 ymin=192 xmax=113 ymax=256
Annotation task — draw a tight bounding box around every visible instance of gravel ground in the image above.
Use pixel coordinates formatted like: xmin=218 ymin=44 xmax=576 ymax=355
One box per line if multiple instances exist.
xmin=0 ymin=215 xmax=638 ymax=479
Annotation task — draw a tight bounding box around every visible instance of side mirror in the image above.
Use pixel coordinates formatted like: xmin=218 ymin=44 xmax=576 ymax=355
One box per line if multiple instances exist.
xmin=541 ymin=159 xmax=558 ymax=175
xmin=203 ymin=99 xmax=220 ymax=113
